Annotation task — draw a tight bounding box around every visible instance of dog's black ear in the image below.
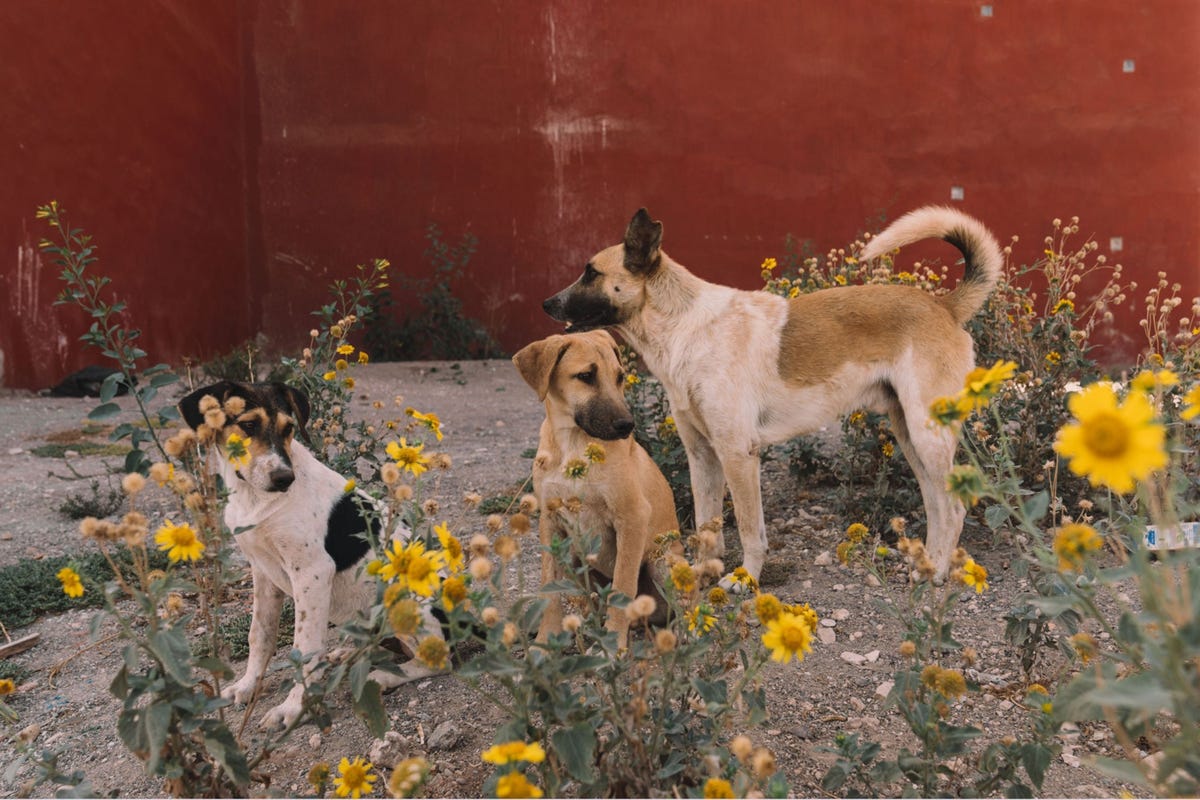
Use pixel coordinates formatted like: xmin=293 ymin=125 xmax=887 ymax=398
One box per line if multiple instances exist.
xmin=513 ymin=336 xmax=572 ymax=401
xmin=623 ymin=208 xmax=663 ymax=274
xmin=269 ymin=382 xmax=312 ymax=444
xmin=178 ymin=381 xmax=242 ymax=430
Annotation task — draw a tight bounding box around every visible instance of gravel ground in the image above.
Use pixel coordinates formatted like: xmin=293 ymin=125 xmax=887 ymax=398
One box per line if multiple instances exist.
xmin=0 ymin=361 xmax=1146 ymax=798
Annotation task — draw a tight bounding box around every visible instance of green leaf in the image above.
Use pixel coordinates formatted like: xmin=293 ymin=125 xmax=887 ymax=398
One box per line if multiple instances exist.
xmin=352 ymin=679 xmax=388 ymax=739
xmin=551 ymin=723 xmax=597 ymax=783
xmin=143 ymin=701 xmax=172 ymax=774
xmin=149 ymin=372 xmax=178 ymax=388
xmin=1022 ymin=491 xmax=1049 ymax=523
xmin=148 ymin=627 xmax=194 ymax=685
xmin=1019 ymin=742 xmax=1052 ymax=788
xmin=1089 ymin=755 xmax=1150 ymax=787
xmin=984 ymin=504 xmax=1010 ymax=530
xmin=202 ymin=722 xmax=251 ymax=787
xmin=99 ymin=371 xmax=124 ymax=402
xmin=124 ymin=449 xmax=150 ymax=475
xmin=87 ymin=402 xmax=122 ymax=421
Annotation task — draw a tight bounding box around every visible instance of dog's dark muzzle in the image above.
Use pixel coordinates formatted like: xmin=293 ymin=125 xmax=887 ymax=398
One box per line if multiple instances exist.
xmin=575 ymin=400 xmax=635 ymax=441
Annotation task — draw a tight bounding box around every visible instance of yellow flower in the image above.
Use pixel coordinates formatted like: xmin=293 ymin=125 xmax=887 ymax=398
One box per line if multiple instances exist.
xmin=792 ymin=602 xmax=819 ymax=632
xmin=1054 ymin=383 xmax=1167 ymax=493
xmin=336 ymin=344 xmax=355 ymax=356
xmin=707 ymin=586 xmax=729 ymax=606
xmin=703 ymin=777 xmax=735 ymax=798
xmin=729 ymin=566 xmax=758 ymax=592
xmin=584 ymin=442 xmax=606 ymax=463
xmin=154 ymin=521 xmax=206 ymax=562
xmin=935 ymin=668 xmax=968 ymax=699
xmin=1052 ymin=298 xmax=1075 ymax=314
xmin=343 ymin=377 xmax=355 ymax=389
xmin=224 ymin=432 xmax=251 ymax=470
xmin=495 ymin=772 xmax=544 ymax=799
xmin=881 ymin=441 xmax=895 ymax=458
xmin=335 ymin=358 xmax=349 ymax=371
xmin=845 ymin=522 xmax=868 ymax=544
xmin=754 ymin=592 xmax=783 ymax=624
xmin=1183 ymin=385 xmax=1200 ymax=421
xmin=1044 ymin=350 xmax=1062 ymax=366
xmin=481 ymin=740 xmax=547 ymax=765
xmin=332 ymin=756 xmax=376 ymax=799
xmin=962 ymin=360 xmax=1017 ymax=409
xmin=1054 ymin=523 xmax=1102 ymax=571
xmin=416 ymin=636 xmax=449 ymax=670
xmin=57 ymin=566 xmax=84 ymax=598
xmin=930 ymin=394 xmax=972 ymax=425
xmin=835 ymin=274 xmax=847 ymax=285
xmin=563 ymin=458 xmax=588 ymax=479
xmin=687 ymin=604 xmax=716 ymax=634
xmin=358 ymin=351 xmax=370 ymax=364
xmin=788 ymin=286 xmax=800 ymax=298
xmin=441 ymin=575 xmax=468 ymax=611
xmin=960 ymin=559 xmax=989 ymax=593
xmin=408 ymin=409 xmax=444 ymax=441
xmin=1132 ymin=368 xmax=1178 ymax=394
xmin=0 ymin=678 xmax=14 ymax=695
xmin=1070 ymin=632 xmax=1098 ymax=664
xmin=405 ymin=542 xmax=445 ymax=597
xmin=761 ymin=257 xmax=778 ymax=271
xmin=435 ymin=522 xmax=465 ymax=572
xmin=762 ymin=611 xmax=812 ymax=663
xmin=946 ymin=464 xmax=986 ymax=507
xmin=323 ymin=371 xmax=337 ymax=381
xmin=343 ymin=479 xmax=356 ymax=493
xmin=670 ymin=561 xmax=697 ymax=593
xmin=387 ymin=438 xmax=431 ymax=477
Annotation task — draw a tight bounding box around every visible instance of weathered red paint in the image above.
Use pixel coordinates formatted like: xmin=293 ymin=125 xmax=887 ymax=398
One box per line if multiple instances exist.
xmin=3 ymin=1 xmax=1197 ymax=389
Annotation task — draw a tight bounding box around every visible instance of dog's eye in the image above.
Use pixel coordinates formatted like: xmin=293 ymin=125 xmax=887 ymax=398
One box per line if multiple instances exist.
xmin=581 ymin=264 xmax=598 ymax=284
xmin=280 ymin=422 xmax=294 ymax=439
xmin=238 ymin=419 xmax=259 ymax=435
xmin=574 ymin=370 xmax=596 ymax=384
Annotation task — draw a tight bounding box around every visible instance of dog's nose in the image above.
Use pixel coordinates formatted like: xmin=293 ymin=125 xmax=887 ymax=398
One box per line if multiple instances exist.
xmin=613 ymin=418 xmax=635 ymax=439
xmin=268 ymin=468 xmax=295 ymax=492
xmin=543 ymin=294 xmax=563 ymax=319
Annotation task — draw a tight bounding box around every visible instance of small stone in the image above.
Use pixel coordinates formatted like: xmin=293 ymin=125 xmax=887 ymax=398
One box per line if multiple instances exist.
xmin=876 ymin=681 xmax=894 ymax=699
xmin=7 ymin=448 xmax=23 ymax=455
xmin=840 ymin=652 xmax=866 ymax=665
xmin=819 ymin=618 xmax=837 ymax=628
xmin=849 ymin=697 xmax=866 ymax=712
xmin=998 ymin=700 xmax=1014 ymax=712
xmin=850 ymin=631 xmax=863 ymax=641
xmin=864 ymin=573 xmax=881 ymax=587
xmin=813 ymin=551 xmax=833 ymax=566
xmin=832 ymin=584 xmax=845 ymax=591
xmin=817 ymin=627 xmax=837 ymax=645
xmin=1068 ymin=785 xmax=1106 ymax=798
xmin=864 ymin=650 xmax=880 ymax=663
xmin=427 ymin=720 xmax=462 ymax=751
xmin=832 ymin=608 xmax=850 ymax=621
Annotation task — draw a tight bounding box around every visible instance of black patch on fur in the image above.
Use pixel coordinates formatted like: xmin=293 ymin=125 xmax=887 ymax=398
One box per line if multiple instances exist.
xmin=943 ymin=228 xmax=977 ymax=282
xmin=325 ymin=494 xmax=377 ymax=571
xmin=623 ymin=208 xmax=663 ymax=274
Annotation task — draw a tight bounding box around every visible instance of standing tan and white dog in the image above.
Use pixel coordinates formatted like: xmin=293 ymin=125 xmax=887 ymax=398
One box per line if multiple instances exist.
xmin=543 ymin=207 xmax=1002 ymax=583
xmin=179 ymin=380 xmax=444 ymax=729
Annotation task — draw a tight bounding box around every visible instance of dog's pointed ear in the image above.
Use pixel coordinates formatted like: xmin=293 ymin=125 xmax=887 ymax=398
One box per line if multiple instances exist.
xmin=623 ymin=208 xmax=663 ymax=274
xmin=178 ymin=381 xmax=241 ymax=430
xmin=270 ymin=382 xmax=312 ymax=444
xmin=513 ymin=336 xmax=572 ymax=401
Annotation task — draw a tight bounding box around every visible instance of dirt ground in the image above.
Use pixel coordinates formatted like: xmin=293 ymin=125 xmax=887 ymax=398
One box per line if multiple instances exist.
xmin=0 ymin=360 xmax=1143 ymax=798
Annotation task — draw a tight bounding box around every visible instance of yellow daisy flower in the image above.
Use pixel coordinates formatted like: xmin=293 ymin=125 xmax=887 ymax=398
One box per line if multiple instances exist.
xmin=332 ymin=756 xmax=376 ymax=799
xmin=703 ymin=778 xmax=734 ymax=798
xmin=387 ymin=438 xmax=430 ymax=477
xmin=154 ymin=521 xmax=206 ymax=562
xmin=960 ymin=559 xmax=988 ymax=593
xmin=495 ymin=772 xmax=544 ymax=799
xmin=224 ymin=432 xmax=251 ymax=470
xmin=1054 ymin=523 xmax=1102 ymax=572
xmin=408 ymin=409 xmax=444 ymax=441
xmin=0 ymin=678 xmax=15 ymax=695
xmin=435 ymin=522 xmax=465 ymax=573
xmin=761 ymin=611 xmax=813 ymax=663
xmin=481 ymin=740 xmax=547 ymax=765
xmin=687 ymin=604 xmax=716 ymax=634
xmin=336 ymin=344 xmax=355 ymax=356
xmin=1053 ymin=383 xmax=1167 ymax=493
xmin=57 ymin=566 xmax=84 ymax=597
xmin=358 ymin=351 xmax=370 ymax=364
xmin=961 ymin=360 xmax=1017 ymax=409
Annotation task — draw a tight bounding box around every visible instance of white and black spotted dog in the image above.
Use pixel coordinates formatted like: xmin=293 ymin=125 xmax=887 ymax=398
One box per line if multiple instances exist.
xmin=179 ymin=380 xmax=444 ymax=729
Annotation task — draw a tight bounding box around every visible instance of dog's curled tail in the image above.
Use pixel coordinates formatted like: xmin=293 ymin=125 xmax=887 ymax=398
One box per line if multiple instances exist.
xmin=860 ymin=206 xmax=1003 ymax=325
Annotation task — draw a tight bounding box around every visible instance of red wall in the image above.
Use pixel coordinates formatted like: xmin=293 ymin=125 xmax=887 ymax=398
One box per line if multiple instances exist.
xmin=3 ymin=1 xmax=1198 ymax=389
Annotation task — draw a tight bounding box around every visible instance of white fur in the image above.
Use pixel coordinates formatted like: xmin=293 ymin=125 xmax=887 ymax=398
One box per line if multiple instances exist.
xmin=217 ymin=442 xmax=443 ymax=730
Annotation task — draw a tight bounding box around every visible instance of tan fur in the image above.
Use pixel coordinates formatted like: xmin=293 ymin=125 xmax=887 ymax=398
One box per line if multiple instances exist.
xmin=543 ymin=207 xmax=1002 ymax=581
xmin=513 ymin=330 xmax=679 ymax=648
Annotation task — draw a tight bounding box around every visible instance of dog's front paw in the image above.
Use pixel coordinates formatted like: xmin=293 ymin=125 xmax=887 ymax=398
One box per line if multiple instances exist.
xmin=259 ymin=699 xmax=304 ymax=731
xmin=221 ymin=674 xmax=261 ymax=705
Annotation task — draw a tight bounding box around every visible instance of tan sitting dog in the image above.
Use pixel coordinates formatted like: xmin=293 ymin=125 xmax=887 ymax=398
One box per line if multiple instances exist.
xmin=513 ymin=330 xmax=679 ymax=647
xmin=543 ymin=207 xmax=1003 ymax=584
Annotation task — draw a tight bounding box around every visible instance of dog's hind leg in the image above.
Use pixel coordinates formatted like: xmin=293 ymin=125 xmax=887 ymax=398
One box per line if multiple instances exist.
xmin=674 ymin=413 xmax=728 ymax=555
xmin=888 ymin=402 xmax=965 ymax=582
xmin=223 ymin=566 xmax=285 ymax=705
